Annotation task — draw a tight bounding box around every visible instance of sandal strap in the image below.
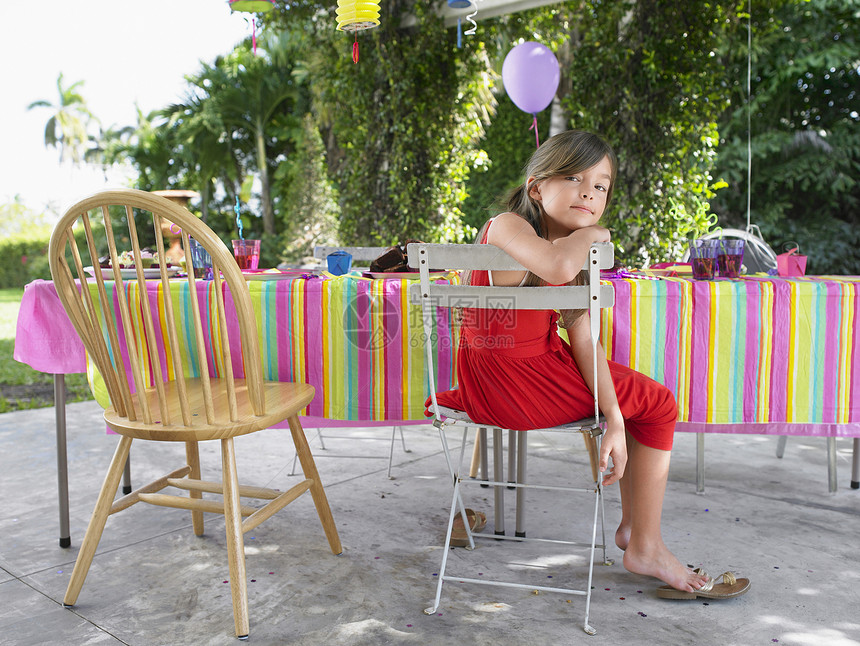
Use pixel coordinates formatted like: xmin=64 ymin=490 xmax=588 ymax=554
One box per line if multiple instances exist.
xmin=691 ymin=567 xmax=737 ymax=592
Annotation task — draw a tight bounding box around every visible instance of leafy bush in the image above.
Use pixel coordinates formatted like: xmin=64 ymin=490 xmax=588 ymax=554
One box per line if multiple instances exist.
xmin=0 ymin=228 xmax=53 ymax=288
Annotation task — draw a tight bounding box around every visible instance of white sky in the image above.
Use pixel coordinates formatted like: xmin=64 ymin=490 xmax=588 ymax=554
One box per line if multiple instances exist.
xmin=0 ymin=1 xmax=256 ymax=215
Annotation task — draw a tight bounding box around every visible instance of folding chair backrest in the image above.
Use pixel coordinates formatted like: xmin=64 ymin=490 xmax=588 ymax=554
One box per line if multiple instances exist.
xmin=406 ymin=242 xmax=614 ymax=420
xmin=48 ymin=188 xmax=266 ymax=432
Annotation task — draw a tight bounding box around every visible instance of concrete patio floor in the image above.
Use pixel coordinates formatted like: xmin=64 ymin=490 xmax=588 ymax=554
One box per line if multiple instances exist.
xmin=1 ymin=400 xmax=858 ymax=646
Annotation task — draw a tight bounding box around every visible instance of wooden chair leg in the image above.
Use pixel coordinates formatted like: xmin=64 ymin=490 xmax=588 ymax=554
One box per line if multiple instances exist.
xmin=469 ymin=432 xmax=481 ymax=478
xmin=64 ymin=436 xmax=133 ymax=607
xmin=287 ymin=416 xmax=342 ymax=555
xmin=582 ymin=433 xmax=599 ymax=483
xmin=221 ymin=438 xmax=249 ymax=639
xmin=185 ymin=441 xmax=204 ymax=536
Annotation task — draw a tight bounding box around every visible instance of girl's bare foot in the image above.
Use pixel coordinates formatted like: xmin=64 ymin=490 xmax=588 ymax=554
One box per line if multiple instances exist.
xmin=615 ymin=524 xmax=631 ymax=551
xmin=622 ymin=541 xmax=709 ymax=592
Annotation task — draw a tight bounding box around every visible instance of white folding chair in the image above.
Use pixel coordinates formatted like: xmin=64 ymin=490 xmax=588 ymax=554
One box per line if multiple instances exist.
xmin=407 ymin=241 xmax=615 ymax=635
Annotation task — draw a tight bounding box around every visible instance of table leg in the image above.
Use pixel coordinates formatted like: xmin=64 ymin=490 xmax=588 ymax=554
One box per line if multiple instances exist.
xmin=54 ymin=374 xmax=71 ymax=548
xmin=515 ymin=432 xmax=527 ymax=538
xmin=122 ymin=455 xmax=132 ymax=495
xmin=827 ymin=437 xmax=837 ymax=493
xmin=851 ymin=438 xmax=859 ymax=490
xmin=493 ymin=428 xmax=505 ymax=536
xmin=696 ymin=433 xmax=705 ymax=494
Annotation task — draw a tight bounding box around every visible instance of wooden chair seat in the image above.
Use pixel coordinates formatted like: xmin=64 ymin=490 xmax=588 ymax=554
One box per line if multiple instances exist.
xmin=105 ymin=379 xmax=315 ymax=441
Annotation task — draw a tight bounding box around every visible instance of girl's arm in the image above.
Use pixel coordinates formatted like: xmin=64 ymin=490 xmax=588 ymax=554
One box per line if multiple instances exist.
xmin=565 ymin=313 xmax=627 ymax=486
xmin=487 ymin=212 xmax=610 ymax=285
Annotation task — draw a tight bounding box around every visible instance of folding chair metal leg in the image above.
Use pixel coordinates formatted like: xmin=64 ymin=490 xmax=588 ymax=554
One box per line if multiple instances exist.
xmin=386 ymin=426 xmax=411 ymax=479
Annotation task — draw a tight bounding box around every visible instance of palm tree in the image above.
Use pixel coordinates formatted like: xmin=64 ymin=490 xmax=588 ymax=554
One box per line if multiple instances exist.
xmin=184 ymin=34 xmax=300 ymax=236
xmin=27 ymin=73 xmax=98 ymax=165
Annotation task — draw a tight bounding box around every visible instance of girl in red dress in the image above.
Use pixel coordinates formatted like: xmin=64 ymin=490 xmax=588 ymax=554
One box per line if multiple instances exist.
xmin=434 ymin=130 xmax=732 ymax=596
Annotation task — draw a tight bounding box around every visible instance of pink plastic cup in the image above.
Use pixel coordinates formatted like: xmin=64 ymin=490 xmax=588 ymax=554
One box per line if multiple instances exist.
xmin=232 ymin=239 xmax=260 ymax=270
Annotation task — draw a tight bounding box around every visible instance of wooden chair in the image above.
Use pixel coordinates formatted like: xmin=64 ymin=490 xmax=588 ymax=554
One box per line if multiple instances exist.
xmin=49 ymin=189 xmax=341 ymax=640
xmin=407 ymin=241 xmax=615 ymax=636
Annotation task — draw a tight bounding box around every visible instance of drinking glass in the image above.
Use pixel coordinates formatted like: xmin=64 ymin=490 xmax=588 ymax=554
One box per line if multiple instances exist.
xmin=688 ymin=239 xmax=718 ymax=280
xmin=188 ymin=238 xmax=213 ymax=280
xmin=717 ymin=239 xmax=745 ymax=279
xmin=232 ymin=239 xmax=261 ymax=270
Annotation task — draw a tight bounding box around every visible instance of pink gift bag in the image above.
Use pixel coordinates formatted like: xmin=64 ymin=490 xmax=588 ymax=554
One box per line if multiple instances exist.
xmin=776 ymin=247 xmax=807 ymax=277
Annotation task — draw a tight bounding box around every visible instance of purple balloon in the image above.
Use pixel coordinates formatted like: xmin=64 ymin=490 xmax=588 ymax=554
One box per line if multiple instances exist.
xmin=501 ymin=41 xmax=560 ymax=115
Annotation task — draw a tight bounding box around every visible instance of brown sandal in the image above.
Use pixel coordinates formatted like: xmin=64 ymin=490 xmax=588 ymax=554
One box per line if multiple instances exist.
xmin=449 ymin=508 xmax=487 ymax=547
xmin=657 ymin=568 xmax=750 ymax=600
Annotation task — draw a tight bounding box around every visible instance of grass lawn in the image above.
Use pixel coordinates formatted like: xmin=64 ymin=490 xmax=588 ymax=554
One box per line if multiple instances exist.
xmin=0 ymin=287 xmax=93 ymax=412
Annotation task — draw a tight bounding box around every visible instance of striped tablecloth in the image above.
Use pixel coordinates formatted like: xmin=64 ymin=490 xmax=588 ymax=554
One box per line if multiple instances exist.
xmin=604 ymin=275 xmax=860 ymax=436
xmin=15 ymin=274 xmax=860 ymax=436
xmin=85 ymin=274 xmax=460 ymax=424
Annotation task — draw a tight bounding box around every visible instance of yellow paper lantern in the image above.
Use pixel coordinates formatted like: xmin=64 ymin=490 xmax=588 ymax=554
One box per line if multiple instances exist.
xmin=335 ymin=0 xmax=380 ymax=32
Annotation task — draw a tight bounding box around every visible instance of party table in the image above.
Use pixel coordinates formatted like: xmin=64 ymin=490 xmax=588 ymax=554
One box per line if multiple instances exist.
xmin=601 ymin=274 xmax=860 ymax=492
xmin=14 ymin=273 xmax=860 ymax=546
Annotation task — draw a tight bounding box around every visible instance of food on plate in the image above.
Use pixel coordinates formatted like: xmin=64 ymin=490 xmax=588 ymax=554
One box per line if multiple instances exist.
xmin=98 ymin=250 xmax=173 ymax=270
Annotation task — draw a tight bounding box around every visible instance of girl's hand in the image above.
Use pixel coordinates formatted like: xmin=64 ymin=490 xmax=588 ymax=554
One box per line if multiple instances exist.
xmin=574 ymin=224 xmax=612 ymax=244
xmin=598 ymin=415 xmax=627 ymax=486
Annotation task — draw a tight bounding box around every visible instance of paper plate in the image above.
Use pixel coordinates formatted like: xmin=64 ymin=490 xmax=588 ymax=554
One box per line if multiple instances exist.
xmin=85 ymin=266 xmax=179 ymax=280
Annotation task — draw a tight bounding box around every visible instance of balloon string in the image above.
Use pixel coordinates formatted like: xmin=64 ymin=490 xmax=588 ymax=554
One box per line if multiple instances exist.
xmin=353 ymin=37 xmax=359 ymax=64
xmin=252 ymin=19 xmax=257 ymax=55
xmin=529 ymin=114 xmax=540 ymax=148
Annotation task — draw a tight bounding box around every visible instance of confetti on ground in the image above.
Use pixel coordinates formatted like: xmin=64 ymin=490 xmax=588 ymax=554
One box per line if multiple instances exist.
xmin=637 ymin=590 xmax=643 ymax=594
xmin=406 ymin=624 xmax=412 ymax=628
xmin=637 ymin=611 xmax=647 ymax=617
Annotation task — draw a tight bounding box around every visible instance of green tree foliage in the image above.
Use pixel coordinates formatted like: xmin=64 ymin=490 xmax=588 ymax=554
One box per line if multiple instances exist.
xmin=711 ymin=0 xmax=859 ymax=274
xmin=268 ymin=1 xmax=490 ymax=245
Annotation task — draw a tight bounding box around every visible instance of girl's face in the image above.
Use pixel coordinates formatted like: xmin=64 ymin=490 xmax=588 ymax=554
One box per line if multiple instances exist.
xmin=527 ymin=155 xmax=613 ymax=238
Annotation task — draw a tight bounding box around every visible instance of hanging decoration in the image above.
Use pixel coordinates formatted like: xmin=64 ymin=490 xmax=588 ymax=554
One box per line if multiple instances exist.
xmin=335 ymin=0 xmax=381 ymax=64
xmin=501 ymin=42 xmax=560 ymax=148
xmin=447 ymin=0 xmax=472 ymax=49
xmin=229 ymin=0 xmax=276 ymax=55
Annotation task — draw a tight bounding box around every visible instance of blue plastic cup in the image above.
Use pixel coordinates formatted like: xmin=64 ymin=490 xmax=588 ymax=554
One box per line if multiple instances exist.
xmin=326 ymin=251 xmax=353 ymax=276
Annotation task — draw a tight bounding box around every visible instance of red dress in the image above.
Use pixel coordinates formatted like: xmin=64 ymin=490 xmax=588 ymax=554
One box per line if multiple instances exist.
xmin=430 ymin=231 xmax=677 ymax=451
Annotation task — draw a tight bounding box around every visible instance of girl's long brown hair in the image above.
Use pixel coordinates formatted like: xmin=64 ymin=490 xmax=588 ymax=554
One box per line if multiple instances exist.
xmin=471 ymin=130 xmax=617 ymax=299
